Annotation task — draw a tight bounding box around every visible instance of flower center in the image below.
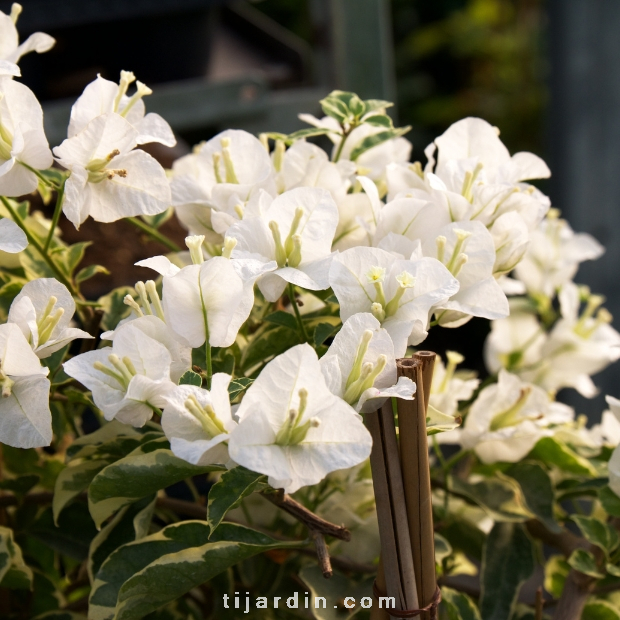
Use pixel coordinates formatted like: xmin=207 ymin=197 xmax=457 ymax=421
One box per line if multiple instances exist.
xmin=365 ymin=267 xmax=415 ymax=321
xmin=36 ymin=295 xmax=65 ymax=346
xmin=184 ymin=393 xmax=227 ymax=438
xmin=489 ymin=386 xmax=537 ymax=431
xmin=93 ymin=354 xmax=137 ymax=390
xmin=437 ymin=350 xmax=464 ymax=393
xmin=86 ymin=149 xmax=127 ymax=183
xmin=270 ymin=207 xmax=305 ymax=268
xmin=113 ymin=71 xmax=153 ymax=118
xmin=275 ymin=388 xmax=320 ymax=445
xmin=125 ymin=280 xmax=165 ymax=321
xmin=212 ymin=137 xmax=239 ymax=184
xmin=436 ymin=229 xmax=471 ymax=277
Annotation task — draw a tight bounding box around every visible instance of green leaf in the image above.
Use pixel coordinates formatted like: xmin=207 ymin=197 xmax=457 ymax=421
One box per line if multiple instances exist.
xmin=178 ymin=370 xmax=202 ymax=387
xmin=583 ymin=601 xmax=620 ymax=620
xmin=0 ymin=526 xmax=33 ymax=590
xmin=62 ymin=241 xmax=91 ymax=276
xmin=88 ymin=449 xmax=224 ymax=528
xmin=572 ymin=515 xmax=620 ymax=555
xmin=287 ymin=127 xmax=335 ymax=142
xmin=228 ymin=376 xmax=254 ymax=402
xmin=263 ymin=310 xmax=299 ymax=331
xmin=600 ymin=486 xmax=620 ymax=517
xmin=75 ymin=264 xmax=110 ymax=284
xmin=0 ymin=474 xmax=39 ymax=495
xmin=568 ymin=549 xmax=605 ymax=579
xmin=20 ymin=245 xmax=56 ymax=280
xmin=66 ymin=420 xmax=148 ymax=461
xmin=241 ymin=323 xmax=300 ymax=372
xmin=441 ymin=586 xmax=482 ymax=620
xmin=479 ymin=523 xmax=535 ymax=620
xmin=88 ymin=495 xmax=156 ymax=582
xmin=53 ymin=459 xmax=109 ymax=524
xmin=31 ymin=613 xmax=88 ymax=620
xmin=450 ymin=475 xmax=534 ymax=522
xmin=607 ymin=563 xmax=620 ymax=577
xmin=528 ymin=437 xmax=597 ymax=476
xmin=435 ymin=532 xmax=453 ymax=564
xmin=314 ymin=322 xmax=339 ymax=347
xmin=90 ymin=522 xmax=298 ymax=620
xmin=141 ymin=208 xmax=174 ymax=229
xmin=544 ymin=555 xmax=570 ymax=599
xmin=362 ymin=114 xmax=393 ymax=128
xmin=212 ymin=349 xmax=235 ymax=375
xmin=320 ymin=93 xmax=351 ymax=123
xmin=348 ymin=126 xmax=411 ymax=161
xmin=98 ymin=286 xmax=135 ymax=332
xmin=207 ymin=466 xmax=266 ymax=534
xmin=362 ymin=99 xmax=393 ymax=114
xmin=506 ymin=462 xmax=562 ymax=533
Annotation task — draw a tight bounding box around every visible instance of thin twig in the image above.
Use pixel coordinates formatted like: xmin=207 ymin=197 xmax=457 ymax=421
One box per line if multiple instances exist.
xmin=535 ymin=586 xmax=543 ymax=620
xmin=127 ymin=216 xmax=181 ymax=252
xmin=311 ymin=530 xmax=333 ymax=578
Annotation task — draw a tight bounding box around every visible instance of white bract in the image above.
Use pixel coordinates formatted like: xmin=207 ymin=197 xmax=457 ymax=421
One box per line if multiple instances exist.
xmin=0 ymin=4 xmax=55 ymax=65
xmin=8 ymin=278 xmax=92 ymax=358
xmin=54 ymin=112 xmax=171 ymax=228
xmin=430 ymin=351 xmax=479 ymax=418
xmin=162 ymin=374 xmax=236 ymax=466
xmin=319 ymin=313 xmax=415 ymax=413
xmin=0 ymin=77 xmax=53 ymax=196
xmin=460 ymin=370 xmax=573 ymax=463
xmin=228 ymin=344 xmax=372 ymax=493
xmin=63 ymin=323 xmax=176 ymax=427
xmin=329 ymin=246 xmax=459 ymax=355
xmin=228 ymin=187 xmax=339 ymax=301
xmin=0 ymin=322 xmax=51 ymax=448
xmin=67 ymin=71 xmax=176 ymax=147
xmin=0 ymin=217 xmax=26 ymax=252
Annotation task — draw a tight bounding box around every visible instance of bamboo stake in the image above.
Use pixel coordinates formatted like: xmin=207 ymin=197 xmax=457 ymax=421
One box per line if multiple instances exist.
xmin=397 ymin=356 xmax=438 ymax=620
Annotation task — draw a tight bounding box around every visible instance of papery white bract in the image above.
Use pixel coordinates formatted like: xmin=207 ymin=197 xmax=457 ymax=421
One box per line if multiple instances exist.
xmin=430 ymin=351 xmax=479 ymax=418
xmin=319 ymin=312 xmax=415 ymax=413
xmin=228 ymin=187 xmax=339 ymax=301
xmin=54 ymin=113 xmax=171 ymax=228
xmin=329 ymin=246 xmax=459 ymax=355
xmin=0 ymin=77 xmax=53 ymax=196
xmin=63 ymin=323 xmax=176 ymax=427
xmin=8 ymin=278 xmax=92 ymax=358
xmin=162 ymin=373 xmax=236 ymax=466
xmin=0 ymin=217 xmax=26 ymax=252
xmin=228 ymin=343 xmax=372 ymax=493
xmin=0 ymin=4 xmax=55 ymax=65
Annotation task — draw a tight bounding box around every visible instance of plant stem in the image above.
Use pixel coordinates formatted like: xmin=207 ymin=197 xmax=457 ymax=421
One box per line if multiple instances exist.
xmin=43 ymin=181 xmax=65 ymax=252
xmin=0 ymin=196 xmax=78 ymax=297
xmin=288 ymin=283 xmax=309 ymax=343
xmin=19 ymin=162 xmax=61 ymax=189
xmin=127 ymin=216 xmax=181 ymax=252
xmin=332 ymin=127 xmax=351 ymax=163
xmin=205 ymin=339 xmax=212 ymax=390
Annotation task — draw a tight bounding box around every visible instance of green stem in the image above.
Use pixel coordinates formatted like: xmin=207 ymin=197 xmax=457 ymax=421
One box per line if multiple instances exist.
xmin=0 ymin=196 xmax=78 ymax=297
xmin=288 ymin=283 xmax=309 ymax=343
xmin=19 ymin=162 xmax=61 ymax=189
xmin=443 ymin=449 xmax=470 ymax=472
xmin=43 ymin=181 xmax=65 ymax=252
xmin=332 ymin=126 xmax=352 ymax=163
xmin=127 ymin=216 xmax=181 ymax=252
xmin=205 ymin=339 xmax=212 ymax=391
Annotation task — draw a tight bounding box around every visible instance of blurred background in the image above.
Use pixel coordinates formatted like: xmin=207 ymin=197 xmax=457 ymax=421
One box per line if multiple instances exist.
xmin=4 ymin=0 xmax=618 ymax=415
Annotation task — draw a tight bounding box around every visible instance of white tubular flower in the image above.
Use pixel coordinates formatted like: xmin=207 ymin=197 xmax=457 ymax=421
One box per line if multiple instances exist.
xmin=514 ymin=210 xmax=604 ymax=298
xmin=228 ymin=343 xmax=372 ymax=494
xmin=422 ymin=221 xmax=509 ymax=327
xmin=0 ymin=218 xmax=26 ymax=253
xmin=102 ymin=315 xmax=191 ymax=384
xmin=8 ymin=278 xmax=92 ymax=358
xmin=171 ymin=129 xmax=276 ymax=238
xmin=329 ymin=246 xmax=459 ymax=356
xmin=0 ymin=78 xmax=53 ymax=197
xmin=530 ymin=283 xmax=620 ymax=398
xmin=53 ymin=113 xmax=171 ymax=228
xmin=460 ymin=370 xmax=573 ymax=464
xmin=319 ymin=313 xmax=415 ymax=413
xmin=63 ymin=324 xmax=176 ymax=427
xmin=0 ymin=322 xmax=51 ymax=448
xmin=162 ymin=374 xmax=236 ymax=466
xmin=0 ymin=4 xmax=55 ymax=65
xmin=430 ymin=350 xmax=479 ymax=418
xmin=227 ymin=187 xmax=339 ymax=301
xmin=67 ymin=71 xmax=176 ymax=147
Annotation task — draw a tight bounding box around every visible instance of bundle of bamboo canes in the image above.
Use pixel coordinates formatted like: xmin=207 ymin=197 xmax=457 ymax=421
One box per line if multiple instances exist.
xmin=368 ymin=351 xmax=441 ymax=620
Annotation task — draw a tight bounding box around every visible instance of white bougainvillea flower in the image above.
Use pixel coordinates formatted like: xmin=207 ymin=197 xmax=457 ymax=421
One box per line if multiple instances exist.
xmin=162 ymin=374 xmax=236 ymax=466
xmin=0 ymin=77 xmax=53 ymax=196
xmin=430 ymin=350 xmax=479 ymax=418
xmin=329 ymin=246 xmax=459 ymax=355
xmin=0 ymin=322 xmax=50 ymax=448
xmin=319 ymin=313 xmax=415 ymax=413
xmin=8 ymin=278 xmax=92 ymax=359
xmin=460 ymin=370 xmax=573 ymax=464
xmin=67 ymin=71 xmax=176 ymax=147
xmin=228 ymin=187 xmax=339 ymax=301
xmin=102 ymin=314 xmax=191 ymax=384
xmin=229 ymin=343 xmax=372 ymax=493
xmin=63 ymin=323 xmax=175 ymax=427
xmin=488 ymin=211 xmax=530 ymax=276
xmin=53 ymin=112 xmax=171 ymax=228
xmin=0 ymin=217 xmax=26 ymax=252
xmin=514 ymin=209 xmax=604 ymax=297
xmin=422 ymin=220 xmax=508 ymax=327
xmin=171 ymin=129 xmax=276 ymax=237
xmin=0 ymin=61 xmax=19 ymax=77
xmin=0 ymin=4 xmax=55 ymax=65
xmin=590 ymin=396 xmax=620 ymax=447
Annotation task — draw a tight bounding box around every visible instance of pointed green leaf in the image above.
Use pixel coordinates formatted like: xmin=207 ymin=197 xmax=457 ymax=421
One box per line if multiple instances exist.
xmin=349 ymin=126 xmax=411 ymax=161
xmin=287 ymin=127 xmax=335 ymax=142
xmin=88 ymin=449 xmax=224 ymax=527
xmin=0 ymin=526 xmax=33 ymax=590
xmin=600 ymin=486 xmax=620 ymax=517
xmin=568 ymin=549 xmax=604 ymax=579
xmin=241 ymin=323 xmax=300 ymax=372
xmin=263 ymin=310 xmax=299 ymax=331
xmin=314 ymin=322 xmax=339 ymax=347
xmin=228 ymin=377 xmax=254 ymax=402
xmin=572 ymin=515 xmax=620 ymax=555
xmin=583 ymin=601 xmax=620 ymax=620
xmin=479 ymin=523 xmax=535 ymax=620
xmin=98 ymin=286 xmax=135 ymax=331
xmin=178 ymin=370 xmax=202 ymax=387
xmin=528 ymin=437 xmax=597 ymax=476
xmin=544 ymin=555 xmax=570 ymax=599
xmin=207 ymin=466 xmax=266 ymax=534
xmin=141 ymin=208 xmax=174 ymax=229
xmin=362 ymin=99 xmax=393 ymax=114
xmin=362 ymin=114 xmax=393 ymax=128
xmin=75 ymin=264 xmax=110 ymax=284
xmin=441 ymin=586 xmax=481 ymax=620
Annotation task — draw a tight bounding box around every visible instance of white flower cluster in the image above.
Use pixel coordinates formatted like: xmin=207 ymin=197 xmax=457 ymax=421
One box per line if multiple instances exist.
xmin=2 ymin=5 xmax=619 ymax=498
